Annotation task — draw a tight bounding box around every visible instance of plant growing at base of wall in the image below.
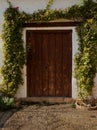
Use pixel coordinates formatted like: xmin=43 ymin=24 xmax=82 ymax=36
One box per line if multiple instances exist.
xmin=0 ymin=96 xmax=15 ymax=110
xmin=1 ymin=0 xmax=97 ymax=105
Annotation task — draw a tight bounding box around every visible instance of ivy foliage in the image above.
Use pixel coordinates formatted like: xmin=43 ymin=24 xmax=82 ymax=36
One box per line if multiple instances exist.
xmin=1 ymin=0 xmax=97 ymax=100
xmin=1 ymin=6 xmax=26 ymax=97
xmin=73 ymin=0 xmax=97 ymax=99
xmin=75 ymin=19 xmax=97 ymax=99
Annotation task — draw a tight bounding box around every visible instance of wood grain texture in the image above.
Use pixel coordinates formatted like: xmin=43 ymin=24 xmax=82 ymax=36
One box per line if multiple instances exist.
xmin=27 ymin=30 xmax=72 ymax=97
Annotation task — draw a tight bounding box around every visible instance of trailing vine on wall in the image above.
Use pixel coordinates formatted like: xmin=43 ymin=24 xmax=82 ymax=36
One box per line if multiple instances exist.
xmin=1 ymin=6 xmax=26 ymax=97
xmin=1 ymin=0 xmax=97 ymax=100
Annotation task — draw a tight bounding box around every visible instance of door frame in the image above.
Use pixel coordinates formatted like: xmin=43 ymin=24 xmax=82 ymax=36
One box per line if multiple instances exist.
xmin=16 ymin=22 xmax=78 ymax=99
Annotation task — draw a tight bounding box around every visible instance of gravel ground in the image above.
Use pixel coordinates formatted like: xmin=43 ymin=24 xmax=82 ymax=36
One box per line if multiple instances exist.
xmin=1 ymin=103 xmax=97 ymax=130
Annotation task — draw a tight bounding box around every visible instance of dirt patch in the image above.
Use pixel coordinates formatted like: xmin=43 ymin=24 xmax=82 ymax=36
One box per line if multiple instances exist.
xmin=1 ymin=103 xmax=97 ymax=130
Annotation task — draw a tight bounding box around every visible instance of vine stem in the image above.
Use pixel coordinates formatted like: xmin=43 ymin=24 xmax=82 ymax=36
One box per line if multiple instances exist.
xmin=6 ymin=0 xmax=12 ymax=7
xmin=46 ymin=0 xmax=54 ymax=10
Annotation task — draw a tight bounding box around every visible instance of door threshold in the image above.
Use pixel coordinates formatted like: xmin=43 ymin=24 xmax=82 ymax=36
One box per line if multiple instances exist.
xmin=18 ymin=97 xmax=75 ymax=104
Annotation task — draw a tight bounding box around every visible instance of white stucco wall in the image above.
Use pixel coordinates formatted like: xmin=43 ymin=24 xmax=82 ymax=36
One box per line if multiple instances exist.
xmin=1 ymin=0 xmax=97 ymax=99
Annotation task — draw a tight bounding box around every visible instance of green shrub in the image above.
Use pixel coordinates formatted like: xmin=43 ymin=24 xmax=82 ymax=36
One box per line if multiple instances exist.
xmin=0 ymin=96 xmax=15 ymax=110
xmin=71 ymin=103 xmax=76 ymax=108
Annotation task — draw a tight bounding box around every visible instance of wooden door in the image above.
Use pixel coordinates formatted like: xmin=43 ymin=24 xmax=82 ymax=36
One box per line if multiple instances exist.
xmin=26 ymin=30 xmax=72 ymax=97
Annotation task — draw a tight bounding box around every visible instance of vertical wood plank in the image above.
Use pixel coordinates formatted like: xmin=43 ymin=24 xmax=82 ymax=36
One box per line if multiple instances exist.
xmin=63 ymin=32 xmax=68 ymax=97
xmin=26 ymin=30 xmax=30 ymax=96
xmin=48 ymin=33 xmax=56 ymax=96
xmin=55 ymin=33 xmax=63 ymax=96
xmin=34 ymin=32 xmax=43 ymax=96
xmin=67 ymin=31 xmax=72 ymax=97
xmin=62 ymin=31 xmax=72 ymax=97
xmin=27 ymin=31 xmax=36 ymax=96
xmin=42 ymin=33 xmax=49 ymax=96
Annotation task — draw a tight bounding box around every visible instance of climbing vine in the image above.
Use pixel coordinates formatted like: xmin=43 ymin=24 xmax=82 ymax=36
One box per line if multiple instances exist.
xmin=74 ymin=19 xmax=97 ymax=100
xmin=1 ymin=0 xmax=97 ymax=100
xmin=1 ymin=7 xmax=26 ymax=97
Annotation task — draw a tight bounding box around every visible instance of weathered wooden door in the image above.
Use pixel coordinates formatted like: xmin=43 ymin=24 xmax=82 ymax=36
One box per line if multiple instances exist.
xmin=27 ymin=30 xmax=72 ymax=97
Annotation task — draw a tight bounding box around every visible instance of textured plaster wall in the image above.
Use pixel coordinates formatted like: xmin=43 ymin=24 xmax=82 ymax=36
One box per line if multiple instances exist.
xmin=1 ymin=0 xmax=97 ymax=99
